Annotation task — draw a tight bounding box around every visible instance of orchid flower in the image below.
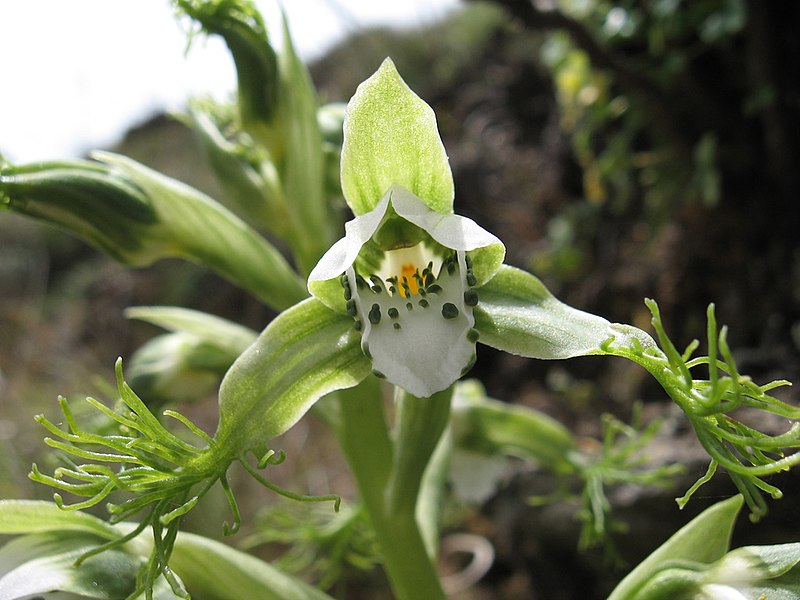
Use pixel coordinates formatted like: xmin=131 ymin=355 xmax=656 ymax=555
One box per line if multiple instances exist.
xmin=304 ymin=57 xmax=625 ymax=399
xmin=308 ymin=183 xmax=503 ymax=397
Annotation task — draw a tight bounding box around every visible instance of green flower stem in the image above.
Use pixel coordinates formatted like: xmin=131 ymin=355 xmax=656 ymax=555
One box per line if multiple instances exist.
xmin=338 ymin=379 xmax=446 ymax=600
xmin=336 ymin=379 xmax=393 ymax=494
xmin=386 ymin=388 xmax=452 ymax=518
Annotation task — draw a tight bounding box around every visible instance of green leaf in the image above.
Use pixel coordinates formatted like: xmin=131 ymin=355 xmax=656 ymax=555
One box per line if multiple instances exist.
xmin=318 ymin=102 xmax=347 ymax=200
xmin=175 ymin=0 xmax=279 ymax=131
xmin=608 ymin=494 xmax=743 ymax=600
xmin=450 ymin=380 xmax=577 ymax=473
xmin=214 ymin=298 xmax=371 ymax=453
xmin=187 ymin=106 xmax=288 ymax=233
xmin=1 ymin=155 xmax=307 ymax=311
xmin=0 ymin=500 xmax=118 ymax=540
xmin=0 ymin=533 xmax=140 ymax=600
xmin=275 ymin=15 xmax=338 ymax=273
xmin=167 ymin=531 xmax=334 ymax=600
xmin=0 ymin=159 xmax=157 ymax=257
xmin=474 ymin=265 xmax=646 ymax=359
xmin=178 ymin=2 xmax=337 ymax=272
xmin=98 ymin=152 xmax=307 ymax=310
xmin=340 ymin=58 xmax=454 ymax=215
xmin=125 ymin=306 xmax=258 ymax=356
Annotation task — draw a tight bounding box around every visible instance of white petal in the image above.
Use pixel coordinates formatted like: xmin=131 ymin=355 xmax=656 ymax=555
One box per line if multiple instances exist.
xmin=389 ymin=185 xmax=502 ymax=252
xmin=349 ymin=251 xmax=476 ymax=397
xmin=308 ymin=191 xmax=391 ymax=283
xmin=701 ymin=584 xmax=749 ymax=600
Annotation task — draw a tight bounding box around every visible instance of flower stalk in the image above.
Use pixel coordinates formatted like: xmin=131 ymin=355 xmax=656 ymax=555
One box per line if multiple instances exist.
xmin=336 ymin=379 xmax=448 ymax=600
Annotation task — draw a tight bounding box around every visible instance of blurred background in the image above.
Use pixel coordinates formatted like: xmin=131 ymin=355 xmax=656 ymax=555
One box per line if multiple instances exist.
xmin=2 ymin=1 xmax=800 ymax=598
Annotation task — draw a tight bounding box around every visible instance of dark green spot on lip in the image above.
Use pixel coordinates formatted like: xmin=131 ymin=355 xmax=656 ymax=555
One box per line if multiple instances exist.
xmin=442 ymin=303 xmax=459 ymax=319
xmin=368 ymin=303 xmax=381 ymax=324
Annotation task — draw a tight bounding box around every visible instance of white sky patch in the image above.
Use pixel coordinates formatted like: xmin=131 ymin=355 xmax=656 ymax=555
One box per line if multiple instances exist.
xmin=0 ymin=0 xmax=457 ymax=163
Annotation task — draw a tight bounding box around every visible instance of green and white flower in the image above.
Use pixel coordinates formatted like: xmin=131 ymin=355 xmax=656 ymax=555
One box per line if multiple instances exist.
xmin=302 ymin=57 xmax=626 ymax=399
xmin=309 ymin=184 xmax=503 ymax=397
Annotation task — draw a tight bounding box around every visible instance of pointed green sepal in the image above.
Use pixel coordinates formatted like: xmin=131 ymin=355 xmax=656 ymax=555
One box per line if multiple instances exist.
xmin=187 ymin=105 xmax=289 ymax=234
xmin=0 ymin=501 xmax=335 ymax=600
xmin=180 ymin=2 xmax=337 ymax=271
xmin=0 ymin=500 xmax=119 ymax=540
xmin=451 ymin=380 xmax=578 ymax=473
xmin=0 ymin=159 xmax=157 ymax=259
xmin=473 ymin=265 xmax=652 ymax=359
xmin=274 ymin=13 xmax=338 ymax=271
xmin=215 ymin=298 xmax=371 ymax=454
xmin=340 ymin=58 xmax=454 ymax=215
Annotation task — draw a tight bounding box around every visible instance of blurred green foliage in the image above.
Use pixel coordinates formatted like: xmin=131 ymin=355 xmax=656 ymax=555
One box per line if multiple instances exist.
xmin=539 ymin=0 xmax=746 ymax=211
